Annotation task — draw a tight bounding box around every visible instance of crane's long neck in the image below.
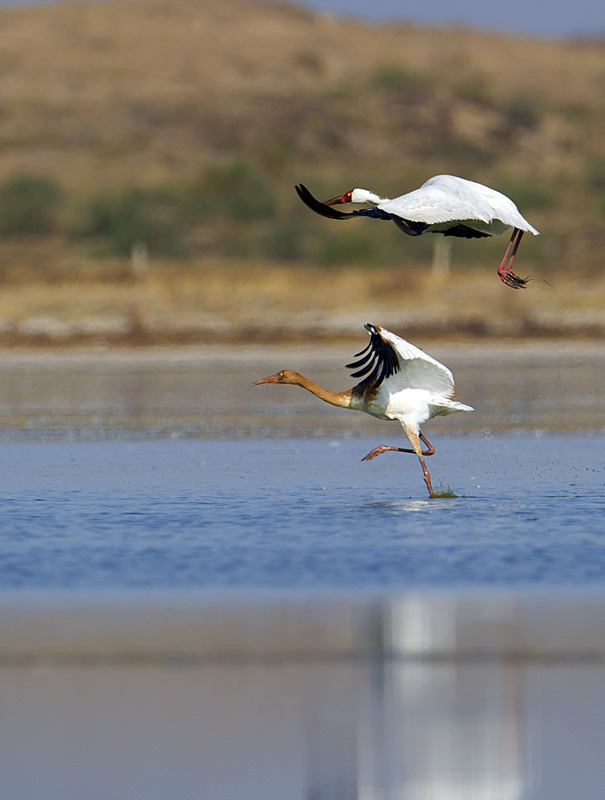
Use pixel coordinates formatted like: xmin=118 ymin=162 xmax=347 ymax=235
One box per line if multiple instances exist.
xmin=292 ymin=374 xmax=353 ymax=409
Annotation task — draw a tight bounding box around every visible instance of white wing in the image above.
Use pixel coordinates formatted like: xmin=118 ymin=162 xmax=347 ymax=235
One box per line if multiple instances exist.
xmin=421 ymin=175 xmax=539 ymax=234
xmin=379 ymin=183 xmax=493 ymax=226
xmin=379 ymin=175 xmax=539 ymax=234
xmin=350 ymin=324 xmax=457 ymax=399
xmin=378 ymin=326 xmax=457 ymax=398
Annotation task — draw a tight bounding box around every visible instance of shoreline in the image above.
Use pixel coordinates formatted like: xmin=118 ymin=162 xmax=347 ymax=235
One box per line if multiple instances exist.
xmin=0 ymin=265 xmax=602 ymax=348
xmin=0 ymin=313 xmax=603 ymax=349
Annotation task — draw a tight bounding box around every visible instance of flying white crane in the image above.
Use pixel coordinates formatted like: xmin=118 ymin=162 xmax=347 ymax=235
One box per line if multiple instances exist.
xmin=254 ymin=322 xmax=473 ymax=499
xmin=295 ymin=175 xmax=539 ymax=289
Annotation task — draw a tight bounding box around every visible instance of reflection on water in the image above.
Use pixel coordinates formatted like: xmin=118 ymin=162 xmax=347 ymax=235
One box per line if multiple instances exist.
xmin=3 ymin=591 xmax=605 ymax=800
xmin=0 ymin=341 xmax=602 ymax=439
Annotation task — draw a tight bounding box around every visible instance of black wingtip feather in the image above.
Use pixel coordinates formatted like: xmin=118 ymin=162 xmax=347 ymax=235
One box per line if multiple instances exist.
xmin=345 ymin=349 xmax=375 ymax=371
xmin=349 ymin=340 xmax=372 ymax=360
xmin=347 ymin=325 xmax=400 ymax=388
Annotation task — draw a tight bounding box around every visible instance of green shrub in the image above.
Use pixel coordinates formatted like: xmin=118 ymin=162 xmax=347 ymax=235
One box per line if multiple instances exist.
xmin=185 ymin=160 xmax=277 ymax=221
xmin=315 ymin=227 xmax=430 ymax=268
xmin=583 ymin=156 xmax=605 ymax=193
xmin=263 ymin=217 xmax=310 ymax=262
xmin=76 ymin=187 xmax=185 ymax=257
xmin=502 ymin=92 xmax=542 ymax=130
xmin=491 ymin=177 xmax=555 ymax=211
xmin=0 ymin=173 xmax=64 ymax=235
xmin=370 ymin=64 xmax=432 ymax=93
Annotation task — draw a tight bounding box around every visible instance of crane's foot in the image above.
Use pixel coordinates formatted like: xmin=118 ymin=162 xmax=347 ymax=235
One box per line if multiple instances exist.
xmin=361 ymin=444 xmax=397 ymax=462
xmin=498 ymin=267 xmax=528 ymax=289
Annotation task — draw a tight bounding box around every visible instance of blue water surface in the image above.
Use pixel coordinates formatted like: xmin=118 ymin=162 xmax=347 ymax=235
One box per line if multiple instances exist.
xmin=0 ymin=434 xmax=603 ymax=590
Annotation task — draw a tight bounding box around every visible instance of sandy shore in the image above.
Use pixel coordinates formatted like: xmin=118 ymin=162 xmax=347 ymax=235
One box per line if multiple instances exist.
xmin=0 ymin=265 xmax=603 ymax=347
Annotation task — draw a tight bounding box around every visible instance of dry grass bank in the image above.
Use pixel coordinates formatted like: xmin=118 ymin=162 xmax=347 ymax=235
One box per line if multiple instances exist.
xmin=0 ymin=260 xmax=602 ymax=346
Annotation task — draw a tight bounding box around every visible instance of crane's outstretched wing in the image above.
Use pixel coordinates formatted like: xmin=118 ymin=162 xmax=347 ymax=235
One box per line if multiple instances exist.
xmin=422 ymin=175 xmax=540 ymax=236
xmin=348 ymin=323 xmax=457 ymax=398
xmin=295 ymin=184 xmax=428 ymax=234
xmin=380 ymin=186 xmax=494 ymax=226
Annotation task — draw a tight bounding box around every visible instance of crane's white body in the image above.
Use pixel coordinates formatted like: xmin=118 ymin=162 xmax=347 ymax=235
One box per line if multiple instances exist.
xmin=351 ymin=175 xmax=539 ymax=238
xmin=348 ymin=325 xmax=473 ymax=436
xmin=254 ymin=322 xmax=473 ymax=497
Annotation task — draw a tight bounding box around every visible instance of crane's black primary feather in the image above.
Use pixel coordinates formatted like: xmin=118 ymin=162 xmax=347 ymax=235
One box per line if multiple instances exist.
xmin=334 ymin=205 xmax=429 ymax=236
xmin=350 ymin=341 xmax=372 ymax=359
xmin=391 ymin=217 xmax=429 ymax=236
xmin=441 ymin=224 xmax=490 ymax=239
xmin=347 ymin=325 xmax=400 ymax=388
xmin=346 ymin=348 xmax=375 ymax=371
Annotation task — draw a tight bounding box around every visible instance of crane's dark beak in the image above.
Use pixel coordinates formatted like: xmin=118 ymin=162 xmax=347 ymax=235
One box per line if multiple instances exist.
xmin=323 ymin=192 xmax=349 ymax=206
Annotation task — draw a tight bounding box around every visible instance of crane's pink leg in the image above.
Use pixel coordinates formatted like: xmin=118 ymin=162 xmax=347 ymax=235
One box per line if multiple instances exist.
xmin=361 ymin=433 xmax=435 ymax=498
xmin=497 ymin=229 xmax=527 ymax=289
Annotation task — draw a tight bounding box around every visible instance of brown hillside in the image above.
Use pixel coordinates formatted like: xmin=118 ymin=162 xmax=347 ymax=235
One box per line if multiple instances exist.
xmin=0 ymin=0 xmax=603 ymax=186
xmin=0 ymin=0 xmax=603 ymax=343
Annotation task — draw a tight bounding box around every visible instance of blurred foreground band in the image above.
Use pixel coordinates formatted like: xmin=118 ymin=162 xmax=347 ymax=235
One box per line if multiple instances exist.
xmin=1 ymin=589 xmax=604 ymax=800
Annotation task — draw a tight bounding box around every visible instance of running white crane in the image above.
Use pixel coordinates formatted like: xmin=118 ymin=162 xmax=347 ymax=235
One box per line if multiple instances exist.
xmin=253 ymin=323 xmax=474 ymax=499
xmin=295 ymin=175 xmax=539 ymax=289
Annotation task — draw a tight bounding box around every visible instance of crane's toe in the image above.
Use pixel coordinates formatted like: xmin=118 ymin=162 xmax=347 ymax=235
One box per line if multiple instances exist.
xmin=498 ymin=268 xmax=528 ymax=289
xmin=361 ymin=444 xmax=392 ymax=462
